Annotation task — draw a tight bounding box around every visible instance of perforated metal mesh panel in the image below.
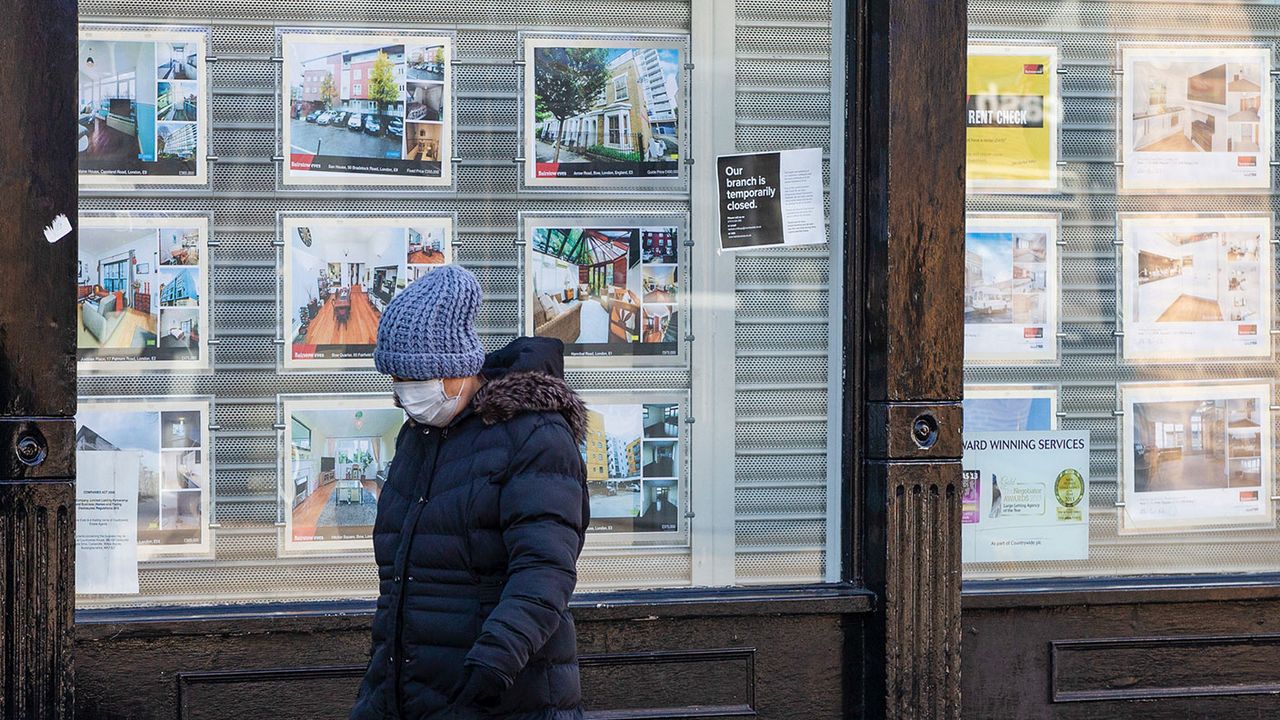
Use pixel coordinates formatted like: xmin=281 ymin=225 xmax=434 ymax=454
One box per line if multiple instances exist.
xmin=965 ymin=2 xmax=1280 ymax=580
xmin=733 ymin=0 xmax=837 ymax=585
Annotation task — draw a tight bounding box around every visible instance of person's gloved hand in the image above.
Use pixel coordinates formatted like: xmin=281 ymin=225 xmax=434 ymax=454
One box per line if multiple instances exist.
xmin=449 ymin=664 xmax=506 ymax=710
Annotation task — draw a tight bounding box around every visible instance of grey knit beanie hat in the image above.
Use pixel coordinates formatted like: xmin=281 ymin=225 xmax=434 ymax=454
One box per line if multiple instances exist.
xmin=374 ymin=264 xmax=486 ymax=379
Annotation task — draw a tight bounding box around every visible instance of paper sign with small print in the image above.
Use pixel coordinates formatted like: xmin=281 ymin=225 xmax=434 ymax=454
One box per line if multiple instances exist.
xmin=717 ymin=148 xmax=826 ymax=251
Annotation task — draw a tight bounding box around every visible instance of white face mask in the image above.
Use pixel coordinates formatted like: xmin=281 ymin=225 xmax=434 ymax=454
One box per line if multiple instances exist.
xmin=393 ymin=379 xmax=463 ymax=427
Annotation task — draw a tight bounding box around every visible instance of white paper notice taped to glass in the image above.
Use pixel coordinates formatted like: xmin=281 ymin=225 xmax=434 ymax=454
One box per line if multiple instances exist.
xmin=716 ymin=147 xmax=826 ymax=251
xmin=961 ymin=430 xmax=1090 ymax=563
xmin=76 ymin=451 xmax=141 ymax=594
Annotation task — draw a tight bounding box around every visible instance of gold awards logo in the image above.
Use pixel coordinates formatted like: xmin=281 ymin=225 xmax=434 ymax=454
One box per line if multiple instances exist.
xmin=1054 ymin=468 xmax=1084 ymax=521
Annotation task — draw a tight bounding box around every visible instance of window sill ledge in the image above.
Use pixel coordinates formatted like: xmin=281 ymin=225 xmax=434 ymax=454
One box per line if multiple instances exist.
xmin=963 ymin=574 xmax=1280 ymax=609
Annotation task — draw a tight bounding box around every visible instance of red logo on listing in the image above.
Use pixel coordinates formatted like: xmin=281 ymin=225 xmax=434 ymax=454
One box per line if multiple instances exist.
xmin=1239 ymin=324 xmax=1258 ymax=335
xmin=1239 ymin=156 xmax=1258 ymax=167
xmin=1023 ymin=64 xmax=1045 ymax=74
xmin=1023 ymin=328 xmax=1044 ymax=339
xmin=1241 ymin=490 xmax=1260 ymax=502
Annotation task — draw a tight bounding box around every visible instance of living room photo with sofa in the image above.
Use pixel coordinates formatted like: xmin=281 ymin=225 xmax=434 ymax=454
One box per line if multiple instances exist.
xmin=524 ymin=216 xmax=684 ymax=366
xmin=77 ymin=215 xmax=210 ymax=372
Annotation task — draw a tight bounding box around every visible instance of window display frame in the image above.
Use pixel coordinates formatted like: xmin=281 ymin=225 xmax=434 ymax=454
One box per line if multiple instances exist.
xmin=1117 ymin=380 xmax=1275 ymax=535
xmin=75 ymin=395 xmax=216 ymax=565
xmin=963 ymin=212 xmax=1061 ymax=367
xmin=520 ymin=212 xmax=689 ymax=369
xmin=1118 ymin=41 xmax=1274 ymax=194
xmin=276 ymin=393 xmax=402 ymax=557
xmin=77 ymin=211 xmax=213 ymax=374
xmin=78 ymin=23 xmax=212 ymax=189
xmin=277 ymin=211 xmax=458 ymax=373
xmin=965 ymin=40 xmax=1060 ymax=195
xmin=1117 ymin=211 xmax=1274 ymax=363
xmin=578 ymin=390 xmax=690 ymax=550
xmin=275 ymin=27 xmax=456 ymax=191
xmin=519 ymin=31 xmax=691 ymax=193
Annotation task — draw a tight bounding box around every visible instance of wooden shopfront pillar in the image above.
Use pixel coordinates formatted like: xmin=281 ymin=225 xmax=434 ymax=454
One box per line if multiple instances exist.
xmin=851 ymin=0 xmax=967 ymax=715
xmin=0 ymin=0 xmax=79 ymax=717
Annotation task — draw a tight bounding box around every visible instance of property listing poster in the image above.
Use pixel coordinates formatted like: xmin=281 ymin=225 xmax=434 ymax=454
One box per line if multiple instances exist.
xmin=280 ymin=30 xmax=452 ymax=186
xmin=79 ymin=26 xmax=208 ymax=185
xmin=966 ymin=44 xmax=1059 ymax=193
xmin=78 ymin=214 xmax=210 ymax=373
xmin=1121 ymin=45 xmax=1272 ymax=192
xmin=524 ymin=215 xmax=684 ymax=367
xmin=523 ymin=34 xmax=686 ymax=188
xmin=579 ymin=394 xmax=685 ymax=544
xmin=964 ymin=214 xmax=1059 ymax=365
xmin=281 ymin=214 xmax=454 ymax=370
xmin=963 ymin=386 xmax=1058 ymax=432
xmin=280 ymin=395 xmax=404 ymax=555
xmin=76 ymin=398 xmax=213 ymax=563
xmin=962 ymin=431 xmax=1089 ymax=563
xmin=76 ymin=445 xmax=139 ymax=595
xmin=1120 ymin=214 xmax=1271 ymax=361
xmin=1120 ymin=382 xmax=1273 ymax=534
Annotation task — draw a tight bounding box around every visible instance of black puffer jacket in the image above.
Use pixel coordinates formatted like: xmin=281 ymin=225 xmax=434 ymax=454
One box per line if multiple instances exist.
xmin=350 ymin=337 xmax=589 ymax=720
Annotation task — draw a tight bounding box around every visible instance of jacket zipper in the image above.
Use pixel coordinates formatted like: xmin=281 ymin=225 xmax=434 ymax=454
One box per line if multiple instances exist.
xmin=393 ymin=425 xmax=446 ymax=718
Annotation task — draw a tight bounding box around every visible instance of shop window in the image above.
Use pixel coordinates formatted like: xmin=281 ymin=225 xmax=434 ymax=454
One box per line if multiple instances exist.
xmin=964 ymin=1 xmax=1280 ymax=581
xmin=74 ymin=0 xmax=847 ymax=608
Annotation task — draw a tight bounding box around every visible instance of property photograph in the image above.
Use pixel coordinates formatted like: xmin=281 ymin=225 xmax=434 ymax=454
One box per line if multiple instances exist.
xmin=288 ymin=223 xmax=405 ymax=363
xmin=77 ymin=227 xmax=160 ymax=359
xmin=1130 ymin=57 xmax=1263 ymax=153
xmin=635 ymin=479 xmax=678 ymax=532
xmin=284 ymin=35 xmax=442 ymax=181
xmin=407 ymin=44 xmax=445 ymax=81
xmin=1132 ymin=397 xmax=1263 ymax=492
xmin=78 ymin=40 xmax=156 ymax=170
xmin=157 ymin=122 xmax=199 ymax=163
xmin=581 ymin=403 xmax=644 ymax=532
xmin=1131 ymin=229 xmax=1262 ymax=323
xmin=287 ymin=405 xmax=402 ymax=546
xmin=642 ymin=440 xmax=677 ymax=478
xmin=160 ymin=409 xmax=201 ymax=449
xmin=161 ymin=450 xmax=202 ymax=492
xmin=158 ymin=309 xmax=200 ymax=361
xmin=406 ymin=81 xmax=444 ymax=122
xmin=407 ymin=226 xmax=446 ymax=265
xmin=529 ymin=224 xmax=680 ymax=358
xmin=76 ymin=409 xmax=163 ymax=540
xmin=642 ymin=228 xmax=678 ymax=263
xmin=965 ymin=230 xmax=1048 ymax=325
xmin=530 ymin=43 xmax=681 ymax=180
xmin=962 ymin=394 xmax=1054 ymax=432
xmin=160 ymin=227 xmax=200 ymax=265
xmin=643 ymin=403 xmax=679 ymax=438
xmin=158 ymin=268 xmax=200 ymax=307
xmin=157 ymin=81 xmax=197 ymax=121
xmin=158 ymin=42 xmax=198 ymax=80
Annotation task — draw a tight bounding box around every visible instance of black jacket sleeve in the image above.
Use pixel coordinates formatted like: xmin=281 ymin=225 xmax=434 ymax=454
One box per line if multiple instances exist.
xmin=463 ymin=418 xmax=586 ymax=683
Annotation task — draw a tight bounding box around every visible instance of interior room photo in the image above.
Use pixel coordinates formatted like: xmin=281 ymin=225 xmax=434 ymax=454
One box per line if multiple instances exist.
xmin=78 ymin=40 xmax=156 ymax=165
xmin=158 ymin=42 xmax=198 ymax=80
xmin=1132 ymin=59 xmax=1263 ymax=153
xmin=160 ymin=409 xmax=202 ymax=449
xmin=160 ymin=227 xmax=200 ymax=265
xmin=1133 ymin=398 xmax=1261 ymax=492
xmin=291 ymin=226 xmax=404 ymax=354
xmin=643 ymin=440 xmax=677 ymax=478
xmin=1133 ymin=230 xmax=1261 ymax=323
xmin=406 ymin=226 xmax=446 ymax=265
xmin=406 ymin=81 xmax=444 ymax=122
xmin=531 ymin=227 xmax=644 ymax=346
xmin=158 ymin=308 xmax=200 ymax=360
xmin=643 ymin=403 xmax=679 ymax=438
xmin=77 ymin=228 xmax=159 ymax=354
xmin=406 ymin=122 xmax=443 ymax=162
xmin=289 ymin=408 xmax=402 ymax=542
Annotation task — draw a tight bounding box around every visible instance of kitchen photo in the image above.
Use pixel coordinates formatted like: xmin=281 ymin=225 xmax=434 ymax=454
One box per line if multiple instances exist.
xmin=528 ymin=222 xmax=682 ymax=360
xmin=1132 ymin=229 xmax=1261 ymax=324
xmin=1132 ymin=397 xmax=1262 ymax=492
xmin=1130 ymin=55 xmax=1263 ymax=154
xmin=285 ymin=402 xmax=403 ymax=551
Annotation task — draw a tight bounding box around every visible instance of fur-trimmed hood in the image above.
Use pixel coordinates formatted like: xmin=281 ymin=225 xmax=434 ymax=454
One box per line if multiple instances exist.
xmin=472 ymin=337 xmax=587 ymax=444
xmin=474 ymin=370 xmax=588 ymax=444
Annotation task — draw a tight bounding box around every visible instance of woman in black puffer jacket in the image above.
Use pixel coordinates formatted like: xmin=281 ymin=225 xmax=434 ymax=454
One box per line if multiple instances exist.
xmin=350 ymin=265 xmax=589 ymax=720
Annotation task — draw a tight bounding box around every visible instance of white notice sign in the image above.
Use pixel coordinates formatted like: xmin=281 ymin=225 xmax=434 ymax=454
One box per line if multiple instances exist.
xmin=76 ymin=451 xmax=140 ymax=594
xmin=961 ymin=431 xmax=1089 ymax=563
xmin=717 ymin=147 xmax=826 ymax=251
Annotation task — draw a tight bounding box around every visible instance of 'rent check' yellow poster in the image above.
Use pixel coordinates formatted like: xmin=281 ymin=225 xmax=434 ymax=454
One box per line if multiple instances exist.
xmin=967 ymin=45 xmax=1059 ymax=193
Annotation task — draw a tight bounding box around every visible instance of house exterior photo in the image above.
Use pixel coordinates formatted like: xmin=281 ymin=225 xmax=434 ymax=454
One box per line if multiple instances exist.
xmin=544 ymin=48 xmax=675 ymax=157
